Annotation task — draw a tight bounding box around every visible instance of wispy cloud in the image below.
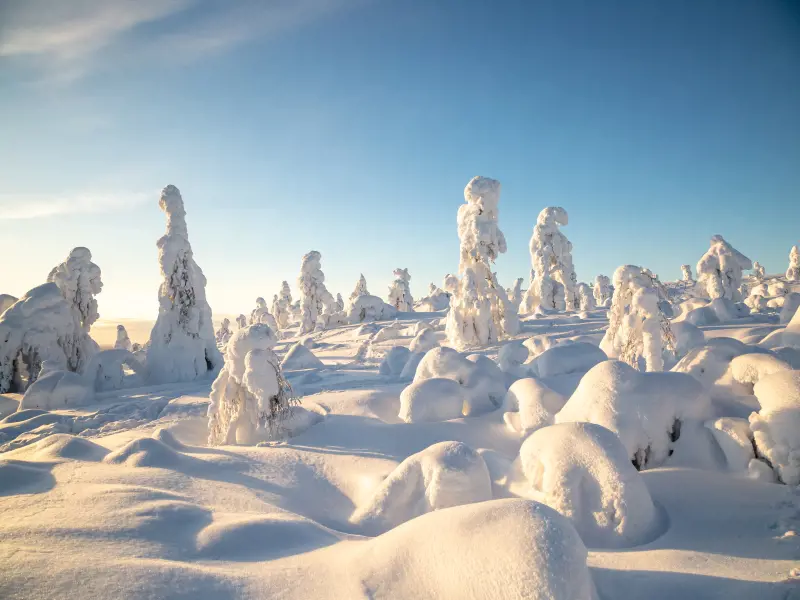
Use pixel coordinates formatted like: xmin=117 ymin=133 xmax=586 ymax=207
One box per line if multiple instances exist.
xmin=0 ymin=191 xmax=151 ymax=220
xmin=0 ymin=0 xmax=370 ymax=80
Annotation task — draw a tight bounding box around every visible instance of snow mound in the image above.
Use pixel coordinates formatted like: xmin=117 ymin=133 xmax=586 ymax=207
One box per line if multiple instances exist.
xmin=0 ymin=461 xmax=52 ymax=496
xmin=372 ymin=322 xmax=403 ymax=343
xmin=347 ymin=294 xmax=397 ymax=324
xmin=406 ymin=320 xmax=432 ymax=337
xmin=530 ymin=342 xmax=605 ymax=378
xmin=30 ymin=434 xmax=109 ymax=461
xmin=779 ymin=292 xmax=800 ymax=324
xmin=729 ymin=353 xmax=792 ymax=389
xmin=502 ymin=378 xmax=566 ymax=436
xmin=557 ymin=360 xmax=712 ymax=469
xmin=103 ymin=436 xmax=190 ymax=468
xmin=281 ymin=342 xmax=325 ymax=370
xmin=19 ymin=369 xmax=94 ymax=411
xmin=398 ymin=378 xmax=464 ymax=423
xmin=351 ymin=441 xmax=492 ymax=535
xmin=672 ymin=338 xmax=765 ymax=394
xmin=0 ymin=294 xmax=17 ymax=314
xmin=704 ymin=418 xmax=755 ymax=472
xmin=670 ymin=321 xmax=705 ymax=358
xmin=408 ymin=328 xmax=438 ymax=354
xmin=378 ymin=346 xmax=411 ymax=378
xmin=196 ymin=513 xmax=339 ymax=560
xmin=497 ymin=341 xmax=531 ymax=378
xmin=683 ymin=297 xmax=750 ymax=326
xmin=359 ymin=498 xmax=598 ymax=600
xmin=749 ymin=370 xmax=800 ymax=485
xmin=519 ymin=422 xmax=659 ymax=548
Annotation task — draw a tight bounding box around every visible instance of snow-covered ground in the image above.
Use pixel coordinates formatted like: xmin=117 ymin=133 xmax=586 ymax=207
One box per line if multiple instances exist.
xmin=2 ymin=293 xmax=800 ymax=600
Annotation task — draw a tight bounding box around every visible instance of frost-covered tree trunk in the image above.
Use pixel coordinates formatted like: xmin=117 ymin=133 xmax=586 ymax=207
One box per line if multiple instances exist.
xmin=593 ymin=275 xmax=612 ymax=307
xmin=146 ymin=185 xmax=223 ymax=384
xmin=696 ymin=235 xmax=752 ymax=301
xmin=208 ymin=324 xmax=295 ymax=445
xmin=445 ymin=176 xmax=519 ymax=349
xmin=387 ymin=268 xmax=414 ymax=312
xmin=787 ymin=246 xmax=800 ymax=281
xmin=680 ymin=265 xmax=694 ymax=283
xmin=114 ymin=325 xmax=132 ymax=352
xmin=47 ymin=247 xmax=103 ymax=372
xmin=298 ymin=250 xmax=335 ymax=334
xmin=600 ymin=265 xmax=675 ymax=372
xmin=528 ymin=207 xmax=577 ymax=312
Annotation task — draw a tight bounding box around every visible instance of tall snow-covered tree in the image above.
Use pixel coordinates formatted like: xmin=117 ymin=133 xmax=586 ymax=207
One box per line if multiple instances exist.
xmin=576 ymin=283 xmax=596 ymax=311
xmin=335 ymin=293 xmax=345 ymax=312
xmin=146 ymin=185 xmax=222 ymax=384
xmin=350 ymin=274 xmax=369 ymax=302
xmin=114 ymin=325 xmax=132 ymax=351
xmin=680 ymin=265 xmax=694 ymax=283
xmin=526 ymin=207 xmax=577 ymax=312
xmin=387 ymin=268 xmax=414 ymax=312
xmin=274 ymin=282 xmax=293 ymax=329
xmin=600 ymin=265 xmax=675 ymax=372
xmin=47 ymin=247 xmax=103 ymax=372
xmin=298 ymin=250 xmax=335 ymax=334
xmin=593 ymin=274 xmax=612 ymax=307
xmin=787 ymin=246 xmax=800 ymax=282
xmin=696 ymin=235 xmax=752 ymax=301
xmin=445 ymin=176 xmax=519 ymax=349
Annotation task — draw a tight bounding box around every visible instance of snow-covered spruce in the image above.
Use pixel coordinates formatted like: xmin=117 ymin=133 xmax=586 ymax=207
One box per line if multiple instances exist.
xmin=525 ymin=207 xmax=577 ymax=312
xmin=275 ymin=281 xmax=293 ymax=329
xmin=349 ymin=273 xmax=369 ymax=303
xmin=557 ymin=360 xmax=712 ymax=469
xmin=0 ymin=283 xmax=77 ymax=392
xmin=387 ymin=268 xmax=414 ymax=312
xmin=145 ymin=185 xmax=222 ymax=384
xmin=235 ymin=314 xmax=247 ymax=329
xmin=600 ymin=265 xmax=675 ymax=371
xmin=445 ymin=177 xmax=519 ymax=349
xmin=215 ymin=318 xmax=232 ymax=346
xmin=787 ymin=245 xmax=800 ymax=281
xmin=681 ymin=264 xmax=694 ymax=283
xmin=752 ymin=261 xmax=765 ymax=279
xmin=207 ymin=324 xmax=294 ymax=445
xmin=250 ymin=297 xmax=278 ymax=330
xmin=696 ymin=235 xmax=752 ymax=301
xmin=47 ymin=246 xmax=103 ymax=372
xmin=297 ymin=251 xmax=335 ymax=334
xmin=114 ymin=325 xmax=132 ymax=351
xmin=593 ymin=274 xmax=612 ymax=307
xmin=576 ymin=282 xmax=596 ymax=311
xmin=519 ymin=422 xmax=658 ymax=548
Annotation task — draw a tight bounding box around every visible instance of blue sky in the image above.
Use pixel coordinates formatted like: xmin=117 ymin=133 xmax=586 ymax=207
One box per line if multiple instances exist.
xmin=1 ymin=0 xmax=799 ymax=319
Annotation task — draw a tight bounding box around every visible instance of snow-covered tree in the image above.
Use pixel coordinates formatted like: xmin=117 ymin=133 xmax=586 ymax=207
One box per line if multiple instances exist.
xmin=215 ymin=318 xmax=232 ymax=346
xmin=146 ymin=185 xmax=223 ymax=384
xmin=207 ymin=324 xmax=295 ymax=445
xmin=576 ymin=283 xmax=596 ymax=311
xmin=507 ymin=278 xmax=523 ymax=309
xmin=47 ymin=247 xmax=103 ymax=372
xmin=335 ymin=293 xmax=344 ymax=312
xmin=298 ymin=250 xmax=335 ymax=334
xmin=593 ymin=274 xmax=612 ymax=307
xmin=114 ymin=325 xmax=132 ymax=352
xmin=0 ymin=283 xmax=77 ymax=392
xmin=696 ymin=235 xmax=752 ymax=302
xmin=387 ymin=268 xmax=414 ymax=312
xmin=600 ymin=265 xmax=676 ymax=372
xmin=273 ymin=281 xmax=293 ymax=329
xmin=236 ymin=314 xmax=248 ymax=329
xmin=445 ymin=176 xmax=520 ymax=349
xmin=787 ymin=246 xmax=800 ymax=281
xmin=752 ymin=261 xmax=765 ymax=280
xmin=526 ymin=207 xmax=577 ymax=312
xmin=350 ymin=274 xmax=369 ymax=303
xmin=680 ymin=265 xmax=693 ymax=283
xmin=249 ymin=297 xmax=277 ymax=330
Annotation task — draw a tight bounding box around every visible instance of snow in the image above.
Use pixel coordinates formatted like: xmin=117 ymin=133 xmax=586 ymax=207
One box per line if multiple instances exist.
xmin=525 ymin=206 xmax=577 ymax=312
xmin=502 ymin=377 xmax=566 ymax=436
xmin=250 ymin=297 xmax=278 ymax=330
xmin=696 ymin=235 xmax=753 ymax=301
xmin=787 ymin=245 xmax=800 ymax=281
xmin=408 ymin=326 xmax=438 ymax=353
xmin=593 ymin=274 xmax=612 ymax=307
xmin=0 ymin=294 xmax=17 ymax=315
xmin=281 ymin=342 xmax=325 ymax=370
xmin=114 ymin=324 xmax=132 ymax=351
xmin=398 ymin=377 xmax=465 ymax=422
xmin=557 ymin=360 xmax=712 ymax=469
xmin=387 ymin=268 xmax=414 ymax=312
xmin=378 ymin=345 xmax=411 ymax=378
xmin=749 ymin=370 xmax=800 ymax=485
xmin=529 ymin=342 xmax=606 ymax=378
xmin=297 ymin=250 xmax=335 ymax=334
xmin=518 ymin=422 xmax=659 ymax=548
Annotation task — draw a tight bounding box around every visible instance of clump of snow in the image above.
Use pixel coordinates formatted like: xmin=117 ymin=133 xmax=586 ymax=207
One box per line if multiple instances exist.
xmin=729 ymin=353 xmax=792 ymax=391
xmin=600 ymin=265 xmax=675 ymax=371
xmin=370 ymin=321 xmax=404 ymax=344
xmin=408 ymin=327 xmax=438 ymax=354
xmin=670 ymin=321 xmax=705 ymax=359
xmin=19 ymin=367 xmax=94 ymax=411
xmin=297 ymin=251 xmax=335 ymax=334
xmin=530 ymin=342 xmax=606 ymax=378
xmin=525 ymin=207 xmax=577 ymax=312
xmin=387 ymin=268 xmax=413 ymax=312
xmin=250 ymin=297 xmax=278 ymax=330
xmin=207 ymin=324 xmax=294 ymax=445
xmin=281 ymin=342 xmax=325 ymax=371
xmin=445 ymin=176 xmax=519 ymax=349
xmin=349 ymin=273 xmax=369 ymax=303
xmin=146 ymin=185 xmax=222 ymax=384
xmin=497 ymin=341 xmax=531 ymax=378
xmin=681 ymin=264 xmax=694 ymax=283
xmin=748 ymin=370 xmax=800 ymax=485
xmin=507 ymin=277 xmax=524 ymax=309
xmin=215 ymin=318 xmax=232 ymax=346
xmin=350 ymin=441 xmax=492 ymax=534
xmin=704 ymin=417 xmax=755 ymax=472
xmin=502 ymin=377 xmax=566 ymax=436
xmin=696 ymin=235 xmax=752 ymax=301
xmin=557 ymin=360 xmax=712 ymax=469
xmin=347 ymin=294 xmax=397 ymax=324
xmin=0 ymin=294 xmax=17 ymax=315
xmin=682 ymin=297 xmax=750 ymax=326
xmin=0 ymin=283 xmax=77 ymax=393
xmin=379 ymin=346 xmax=412 ymax=378
xmin=593 ymin=274 xmax=612 ymax=307
xmin=398 ymin=377 xmax=465 ymax=422
xmin=414 ymin=282 xmax=450 ymax=311
xmin=406 ymin=320 xmax=431 ymax=337
xmin=519 ymin=422 xmax=659 ymax=547
xmin=787 ymin=246 xmax=800 ymax=281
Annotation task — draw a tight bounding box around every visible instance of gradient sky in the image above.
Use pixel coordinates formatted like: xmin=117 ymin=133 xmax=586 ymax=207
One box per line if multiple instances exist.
xmin=1 ymin=0 xmax=799 ymax=320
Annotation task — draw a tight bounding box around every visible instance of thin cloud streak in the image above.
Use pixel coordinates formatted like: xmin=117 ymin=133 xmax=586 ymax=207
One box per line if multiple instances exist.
xmin=0 ymin=192 xmax=151 ymax=220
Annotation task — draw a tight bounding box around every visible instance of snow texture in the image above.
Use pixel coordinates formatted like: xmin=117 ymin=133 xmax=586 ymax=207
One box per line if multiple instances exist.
xmin=378 ymin=346 xmax=412 ymax=378
xmin=752 ymin=261 xmax=765 ymax=279
xmin=387 ymin=268 xmax=414 ymax=312
xmin=146 ymin=185 xmax=222 ymax=384
xmin=525 ymin=207 xmax=577 ymax=312
xmin=519 ymin=422 xmax=659 ymax=547
xmin=398 ymin=377 xmax=465 ymax=423
xmin=696 ymin=235 xmax=752 ymax=301
xmin=347 ymin=294 xmax=397 ymax=324
xmin=408 ymin=327 xmax=438 ymax=354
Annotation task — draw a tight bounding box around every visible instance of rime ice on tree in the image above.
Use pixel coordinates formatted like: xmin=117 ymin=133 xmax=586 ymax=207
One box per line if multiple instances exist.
xmin=298 ymin=250 xmax=335 ymax=334
xmin=600 ymin=265 xmax=675 ymax=372
xmin=787 ymin=246 xmax=800 ymax=282
xmin=145 ymin=185 xmax=222 ymax=384
xmin=445 ymin=176 xmax=520 ymax=349
xmin=525 ymin=207 xmax=577 ymax=312
xmin=387 ymin=268 xmax=414 ymax=312
xmin=696 ymin=235 xmax=752 ymax=302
